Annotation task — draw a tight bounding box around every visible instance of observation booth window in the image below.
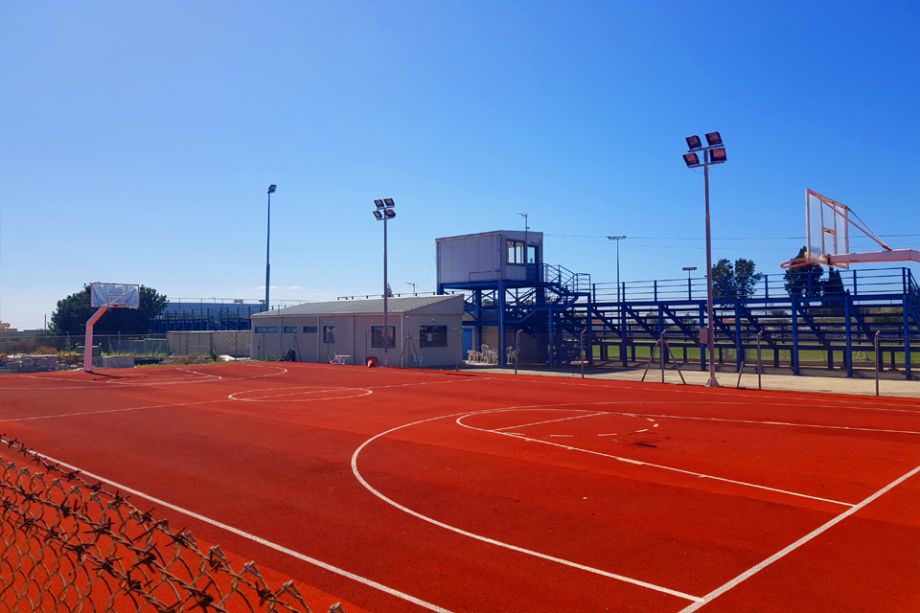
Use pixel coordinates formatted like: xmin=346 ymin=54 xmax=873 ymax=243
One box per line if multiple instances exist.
xmin=507 ymin=240 xmax=525 ymax=264
xmin=506 ymin=239 xmax=538 ymax=265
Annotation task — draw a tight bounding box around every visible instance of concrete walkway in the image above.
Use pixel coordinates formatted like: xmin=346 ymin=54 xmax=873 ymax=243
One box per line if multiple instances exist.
xmin=465 ymin=363 xmax=920 ymax=399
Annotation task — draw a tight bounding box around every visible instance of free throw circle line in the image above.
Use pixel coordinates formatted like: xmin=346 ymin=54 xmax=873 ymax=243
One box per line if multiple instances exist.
xmin=351 ymin=404 xmax=703 ymax=603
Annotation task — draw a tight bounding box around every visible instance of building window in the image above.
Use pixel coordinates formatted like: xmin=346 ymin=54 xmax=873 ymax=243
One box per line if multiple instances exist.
xmin=254 ymin=326 xmax=279 ymax=334
xmin=283 ymin=326 xmax=297 ymax=334
xmin=419 ymin=325 xmax=447 ymax=348
xmin=322 ymin=325 xmax=336 ymax=344
xmin=506 ymin=239 xmax=524 ymax=264
xmin=371 ymin=325 xmax=396 ymax=348
xmin=302 ymin=325 xmax=318 ymax=334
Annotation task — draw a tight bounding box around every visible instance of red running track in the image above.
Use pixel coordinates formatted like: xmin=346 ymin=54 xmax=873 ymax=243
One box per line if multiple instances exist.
xmin=0 ymin=362 xmax=918 ymax=612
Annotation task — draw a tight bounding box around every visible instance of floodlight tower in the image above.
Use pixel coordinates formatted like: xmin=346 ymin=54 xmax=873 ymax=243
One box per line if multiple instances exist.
xmin=683 ymin=132 xmax=727 ymax=387
xmin=373 ymin=198 xmax=396 ymax=366
xmin=683 ymin=266 xmax=698 ymax=300
xmin=607 ymin=235 xmax=627 ymax=303
xmin=264 ymin=184 xmax=277 ymax=311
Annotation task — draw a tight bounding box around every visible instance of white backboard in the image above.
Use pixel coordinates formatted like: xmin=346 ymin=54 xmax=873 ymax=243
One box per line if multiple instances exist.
xmin=90 ymin=282 xmax=140 ymax=309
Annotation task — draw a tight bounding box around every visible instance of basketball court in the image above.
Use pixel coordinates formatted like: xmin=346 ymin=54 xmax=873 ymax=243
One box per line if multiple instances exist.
xmin=1 ymin=361 xmax=917 ymax=612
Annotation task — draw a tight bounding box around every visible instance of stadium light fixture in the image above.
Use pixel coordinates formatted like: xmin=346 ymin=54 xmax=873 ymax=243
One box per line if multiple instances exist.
xmin=607 ymin=235 xmax=627 ymax=303
xmin=372 ymin=197 xmax=397 ymax=366
xmin=682 ymin=131 xmax=728 ymax=387
xmin=264 ymin=184 xmax=277 ymax=312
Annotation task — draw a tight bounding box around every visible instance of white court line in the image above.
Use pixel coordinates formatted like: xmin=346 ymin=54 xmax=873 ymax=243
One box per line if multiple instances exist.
xmin=367 ymin=377 xmax=492 ymax=390
xmin=3 ymin=442 xmax=451 ymax=613
xmin=1 ymin=399 xmax=225 ymax=422
xmin=456 ymin=409 xmax=854 ymax=507
xmin=613 ymin=411 xmax=920 ymax=436
xmin=679 ymin=464 xmax=920 ymax=612
xmin=501 ymin=377 xmax=920 ymax=414
xmin=351 ymin=410 xmax=702 ymax=603
xmin=0 ymin=364 xmax=289 ymax=391
xmin=493 ymin=411 xmax=607 ymax=432
xmin=488 ymin=400 xmax=920 ymax=437
xmin=228 ymin=386 xmax=373 ymax=402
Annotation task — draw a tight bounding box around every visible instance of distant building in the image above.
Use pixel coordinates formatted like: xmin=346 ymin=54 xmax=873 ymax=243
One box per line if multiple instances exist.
xmin=250 ymin=295 xmax=464 ymax=367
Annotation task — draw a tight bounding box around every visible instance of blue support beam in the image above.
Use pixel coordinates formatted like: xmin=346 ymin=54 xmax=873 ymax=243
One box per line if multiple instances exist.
xmin=844 ymin=296 xmax=853 ymax=377
xmin=699 ymin=303 xmax=706 ymax=372
xmin=905 ymin=294 xmax=913 ymax=380
xmin=734 ymin=300 xmax=743 ymax=372
xmin=620 ymin=304 xmax=628 ymax=367
xmin=791 ymin=299 xmax=800 ymax=375
xmin=497 ymin=281 xmax=506 ymax=366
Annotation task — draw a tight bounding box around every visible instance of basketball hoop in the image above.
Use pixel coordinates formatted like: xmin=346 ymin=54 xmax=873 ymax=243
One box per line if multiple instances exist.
xmin=84 ymin=282 xmax=140 ymax=372
xmin=782 ymin=189 xmax=919 ymax=269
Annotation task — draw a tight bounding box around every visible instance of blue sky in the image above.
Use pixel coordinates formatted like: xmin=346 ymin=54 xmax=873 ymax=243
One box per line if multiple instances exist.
xmin=1 ymin=1 xmax=918 ymax=329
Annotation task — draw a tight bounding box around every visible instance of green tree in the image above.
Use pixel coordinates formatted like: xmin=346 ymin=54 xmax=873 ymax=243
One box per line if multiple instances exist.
xmin=711 ymin=258 xmax=734 ymax=299
xmin=50 ymin=285 xmax=168 ymax=335
xmin=783 ymin=246 xmax=824 ymax=299
xmin=821 ymin=268 xmax=847 ymax=311
xmin=711 ymin=258 xmax=764 ymax=299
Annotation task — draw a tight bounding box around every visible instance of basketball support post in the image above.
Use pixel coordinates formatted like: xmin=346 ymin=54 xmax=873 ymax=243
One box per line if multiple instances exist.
xmin=83 ymin=306 xmax=108 ymax=372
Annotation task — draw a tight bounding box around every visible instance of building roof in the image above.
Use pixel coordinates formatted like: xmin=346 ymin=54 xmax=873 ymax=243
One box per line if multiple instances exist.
xmin=436 ymin=229 xmax=543 ymax=241
xmin=250 ymin=294 xmax=462 ymax=318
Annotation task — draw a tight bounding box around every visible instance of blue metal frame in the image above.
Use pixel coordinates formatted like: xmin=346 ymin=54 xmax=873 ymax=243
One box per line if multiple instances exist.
xmin=445 ymin=265 xmax=917 ymax=377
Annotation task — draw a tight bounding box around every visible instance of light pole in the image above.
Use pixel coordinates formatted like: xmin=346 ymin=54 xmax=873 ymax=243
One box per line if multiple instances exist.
xmin=683 ymin=266 xmax=697 ymax=300
xmin=264 ymin=184 xmax=277 ymax=311
xmin=683 ymin=132 xmax=727 ymax=387
xmin=607 ymin=235 xmax=626 ymax=302
xmin=406 ymin=281 xmax=417 ymax=295
xmin=373 ymin=198 xmax=396 ymax=366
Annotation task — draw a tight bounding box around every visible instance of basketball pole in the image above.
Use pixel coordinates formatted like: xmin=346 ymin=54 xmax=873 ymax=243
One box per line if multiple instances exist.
xmin=83 ymin=306 xmax=108 ymax=372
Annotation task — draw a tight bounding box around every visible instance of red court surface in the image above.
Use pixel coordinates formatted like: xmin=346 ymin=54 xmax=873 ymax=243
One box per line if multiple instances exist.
xmin=1 ymin=362 xmax=918 ymax=612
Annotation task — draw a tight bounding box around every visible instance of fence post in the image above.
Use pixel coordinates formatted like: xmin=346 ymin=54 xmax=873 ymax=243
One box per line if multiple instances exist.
xmin=791 ymin=299 xmax=800 ymax=375
xmin=844 ymin=296 xmax=853 ymax=377
xmin=904 ymin=295 xmax=912 ymax=380
xmin=756 ymin=331 xmax=762 ymax=390
xmin=659 ymin=333 xmax=666 ymax=383
xmin=580 ymin=328 xmax=586 ymax=379
xmin=875 ymin=330 xmax=881 ymax=397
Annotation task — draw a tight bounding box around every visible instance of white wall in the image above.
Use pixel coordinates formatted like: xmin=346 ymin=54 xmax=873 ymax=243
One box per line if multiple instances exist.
xmin=251 ymin=307 xmax=463 ymax=367
xmin=437 ymin=234 xmax=502 ymax=285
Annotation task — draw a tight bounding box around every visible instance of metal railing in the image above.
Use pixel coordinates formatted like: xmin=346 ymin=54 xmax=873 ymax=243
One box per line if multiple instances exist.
xmin=592 ymin=267 xmax=916 ymax=303
xmin=0 ymin=437 xmax=342 ymax=613
xmin=543 ymin=263 xmax=591 ymax=295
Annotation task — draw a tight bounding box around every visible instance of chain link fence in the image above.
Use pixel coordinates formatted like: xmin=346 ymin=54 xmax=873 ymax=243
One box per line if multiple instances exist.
xmin=0 ymin=437 xmax=343 ymax=613
xmin=639 ymin=333 xmax=920 ymax=397
xmin=0 ymin=334 xmax=168 ymax=358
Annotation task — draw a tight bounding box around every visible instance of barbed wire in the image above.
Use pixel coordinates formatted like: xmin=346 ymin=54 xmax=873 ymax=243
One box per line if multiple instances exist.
xmin=0 ymin=435 xmax=345 ymax=613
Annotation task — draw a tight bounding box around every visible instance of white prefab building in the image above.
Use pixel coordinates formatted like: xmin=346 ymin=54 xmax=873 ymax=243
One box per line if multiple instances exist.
xmin=250 ymin=294 xmax=464 ymax=367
